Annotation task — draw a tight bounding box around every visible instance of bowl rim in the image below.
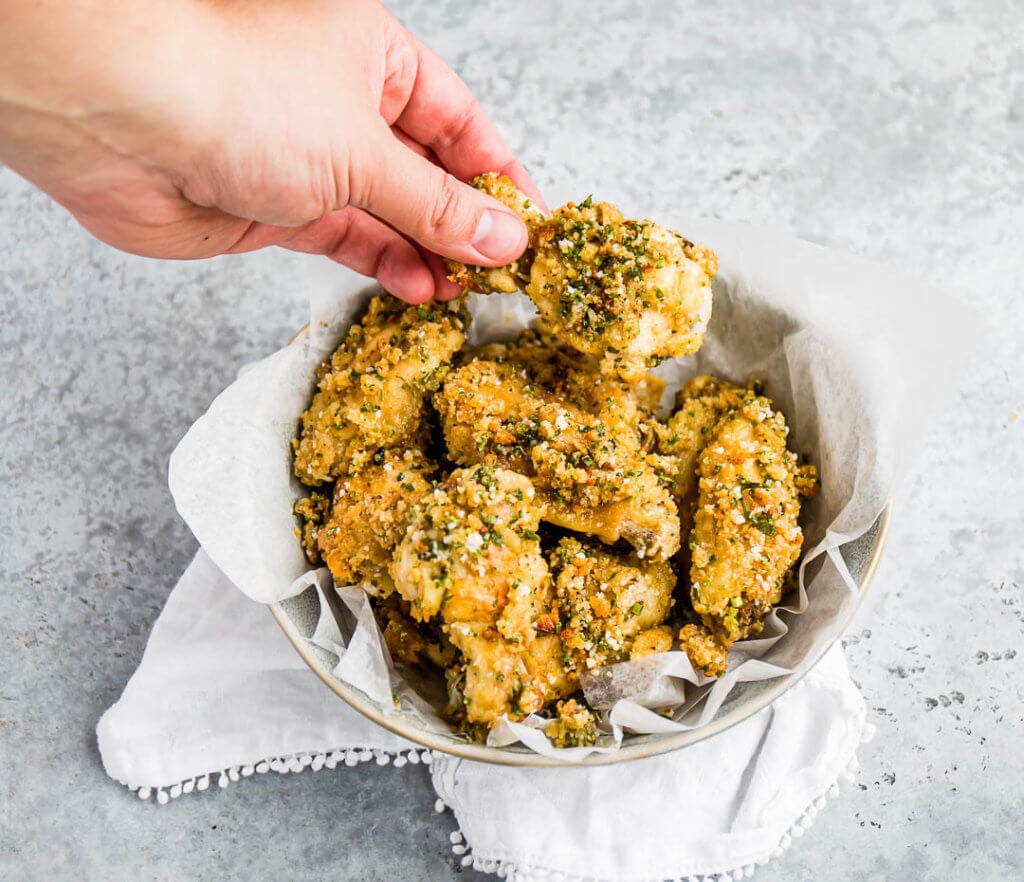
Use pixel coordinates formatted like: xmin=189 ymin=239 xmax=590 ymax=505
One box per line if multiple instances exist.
xmin=270 ymin=320 xmax=891 ymax=766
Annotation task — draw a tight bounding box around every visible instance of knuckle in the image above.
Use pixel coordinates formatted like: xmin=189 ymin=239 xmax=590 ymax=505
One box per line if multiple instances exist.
xmin=426 ymin=174 xmax=467 ymax=239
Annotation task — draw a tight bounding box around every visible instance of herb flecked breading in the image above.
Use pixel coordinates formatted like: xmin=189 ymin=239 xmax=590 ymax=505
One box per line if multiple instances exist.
xmin=292 ymin=296 xmax=467 ymax=484
xmin=446 ymin=174 xmax=718 ymax=382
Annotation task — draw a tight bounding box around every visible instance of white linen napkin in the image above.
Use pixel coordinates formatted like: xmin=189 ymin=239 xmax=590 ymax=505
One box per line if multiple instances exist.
xmin=97 ymin=548 xmax=868 ymax=880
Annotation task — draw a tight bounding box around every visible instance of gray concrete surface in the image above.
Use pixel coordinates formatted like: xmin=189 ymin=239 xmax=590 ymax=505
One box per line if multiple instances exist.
xmin=2 ymin=1 xmax=1022 ymax=879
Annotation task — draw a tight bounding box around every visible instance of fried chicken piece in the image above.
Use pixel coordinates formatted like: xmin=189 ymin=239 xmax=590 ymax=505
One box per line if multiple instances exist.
xmin=293 ymin=491 xmax=331 ymax=566
xmin=436 ymin=358 xmax=680 ymax=560
xmin=391 ymin=467 xmax=575 ymax=728
xmin=550 ymin=537 xmax=675 ymax=672
xmin=445 ymin=173 xmax=546 ymax=294
xmin=529 ymin=199 xmax=717 ymax=380
xmin=689 ymin=388 xmax=816 ymax=649
xmin=542 ymin=470 xmax=679 ymax=562
xmin=293 ymin=297 xmax=467 ymax=485
xmin=446 ymin=176 xmax=717 ymax=382
xmin=655 ymin=375 xmax=749 ymax=508
xmin=474 ymin=329 xmax=666 ymax=446
xmin=314 ymin=448 xmax=437 ymax=595
xmin=630 ymin=625 xmax=675 ymax=659
xmin=375 ymin=594 xmax=456 ymax=669
xmin=677 ymin=623 xmax=730 ymax=677
xmin=546 ymin=698 xmax=599 ymax=748
xmin=446 ymin=631 xmax=577 ymax=730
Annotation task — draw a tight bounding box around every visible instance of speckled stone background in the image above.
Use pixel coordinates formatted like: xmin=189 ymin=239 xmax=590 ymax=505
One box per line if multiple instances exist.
xmin=2 ymin=1 xmax=1022 ymax=879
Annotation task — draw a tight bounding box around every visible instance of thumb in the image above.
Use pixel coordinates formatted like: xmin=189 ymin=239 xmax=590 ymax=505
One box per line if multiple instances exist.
xmin=350 ymin=129 xmax=528 ymax=267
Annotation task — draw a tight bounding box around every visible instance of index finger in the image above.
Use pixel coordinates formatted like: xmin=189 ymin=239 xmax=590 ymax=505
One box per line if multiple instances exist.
xmin=382 ymin=29 xmax=549 ymax=212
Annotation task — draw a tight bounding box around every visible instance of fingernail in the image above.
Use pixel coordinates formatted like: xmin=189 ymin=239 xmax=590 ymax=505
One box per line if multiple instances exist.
xmin=472 ymin=210 xmax=526 ymax=262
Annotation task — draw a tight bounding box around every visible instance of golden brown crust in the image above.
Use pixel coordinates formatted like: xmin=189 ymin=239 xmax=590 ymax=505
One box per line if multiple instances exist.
xmin=390 ymin=466 xmax=575 ymax=727
xmin=550 ymin=537 xmax=675 ymax=671
xmin=292 ymin=297 xmax=467 ymax=485
xmin=445 ymin=173 xmax=546 ymax=294
xmin=678 ymin=623 xmax=730 ymax=677
xmin=546 ymin=698 xmax=599 ymax=748
xmin=435 ymin=357 xmax=680 ymax=560
xmin=527 ymin=200 xmax=716 ymax=381
xmin=315 ymin=448 xmax=437 ymax=594
xmin=689 ymin=386 xmax=805 ymax=646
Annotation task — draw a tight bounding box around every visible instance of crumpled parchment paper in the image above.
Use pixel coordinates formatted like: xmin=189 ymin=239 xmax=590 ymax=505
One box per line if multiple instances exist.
xmin=168 ymin=219 xmax=975 ymax=759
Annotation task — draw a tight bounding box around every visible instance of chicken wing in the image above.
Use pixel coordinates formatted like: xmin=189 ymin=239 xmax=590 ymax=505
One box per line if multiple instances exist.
xmin=390 ymin=466 xmax=575 ymax=729
xmin=435 ymin=358 xmax=680 ymax=560
xmin=311 ymin=448 xmax=437 ymax=595
xmin=446 ymin=174 xmax=718 ymax=382
xmin=529 ymin=199 xmax=717 ymax=380
xmin=549 ymin=536 xmax=675 ymax=672
xmin=375 ymin=594 xmax=456 ymax=669
xmin=688 ymin=387 xmax=819 ymax=654
xmin=293 ymin=296 xmax=467 ymax=484
xmin=445 ymin=173 xmax=546 ymax=294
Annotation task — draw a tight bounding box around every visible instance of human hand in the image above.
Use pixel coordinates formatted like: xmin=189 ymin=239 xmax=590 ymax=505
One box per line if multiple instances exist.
xmin=0 ymin=0 xmax=545 ymax=302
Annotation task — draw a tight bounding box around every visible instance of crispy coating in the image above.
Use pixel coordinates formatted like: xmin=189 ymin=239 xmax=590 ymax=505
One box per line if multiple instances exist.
xmin=677 ymin=623 xmax=730 ymax=677
xmin=436 ymin=358 xmax=680 ymax=560
xmin=315 ymin=448 xmax=437 ymax=595
xmin=655 ymin=376 xmax=749 ymax=508
xmin=390 ymin=467 xmax=575 ymax=728
xmin=293 ymin=297 xmax=467 ymax=484
xmin=448 ymin=175 xmax=717 ymax=381
xmin=550 ymin=537 xmax=675 ymax=672
xmin=445 ymin=631 xmax=577 ymax=730
xmin=689 ymin=387 xmax=812 ymax=648
xmin=529 ymin=199 xmax=717 ymax=380
xmin=445 ymin=173 xmax=546 ymax=294
xmin=546 ymin=699 xmax=599 ymax=748
xmin=630 ymin=625 xmax=675 ymax=659
xmin=472 ymin=329 xmax=665 ymax=445
xmin=293 ymin=492 xmax=331 ymax=566
xmin=375 ymin=594 xmax=456 ymax=669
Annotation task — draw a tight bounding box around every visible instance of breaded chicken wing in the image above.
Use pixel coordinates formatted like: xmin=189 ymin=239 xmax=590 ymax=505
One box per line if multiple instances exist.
xmin=435 ymin=358 xmax=680 ymax=560
xmin=655 ymin=375 xmax=749 ymax=509
xmin=446 ymin=175 xmax=718 ymax=382
xmin=497 ymin=328 xmax=665 ymax=444
xmin=390 ymin=466 xmax=575 ymax=728
xmin=293 ymin=297 xmax=467 ymax=484
xmin=546 ymin=698 xmax=600 ymax=748
xmin=529 ymin=199 xmax=717 ymax=380
xmin=550 ymin=536 xmax=675 ymax=672
xmin=310 ymin=448 xmax=437 ymax=595
xmin=445 ymin=173 xmax=546 ymax=294
xmin=677 ymin=622 xmax=730 ymax=678
xmin=688 ymin=388 xmax=819 ymax=654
